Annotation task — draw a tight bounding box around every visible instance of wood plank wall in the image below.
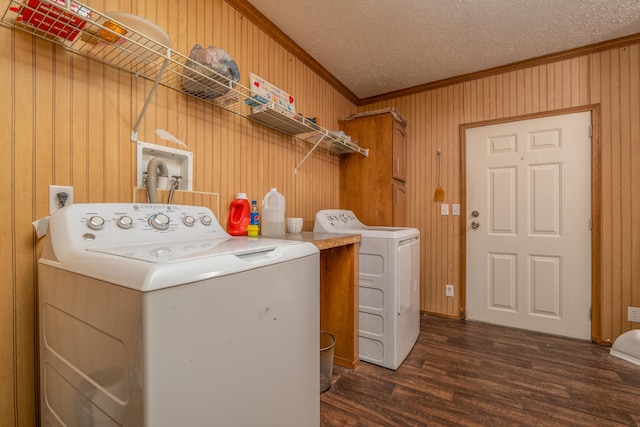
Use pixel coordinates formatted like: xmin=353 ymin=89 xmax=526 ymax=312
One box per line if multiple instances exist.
xmin=2 ymin=0 xmax=639 ymax=423
xmin=0 ymin=0 xmax=355 ymax=424
xmin=361 ymin=45 xmax=640 ymax=345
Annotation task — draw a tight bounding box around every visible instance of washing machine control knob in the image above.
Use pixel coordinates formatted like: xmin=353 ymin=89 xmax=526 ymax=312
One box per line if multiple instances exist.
xmin=149 ymin=213 xmax=170 ymax=230
xmin=117 ymin=215 xmax=134 ymax=229
xmin=86 ymin=215 xmax=105 ymax=230
xmin=201 ymin=215 xmax=213 ymax=226
xmin=183 ymin=215 xmax=196 ymax=227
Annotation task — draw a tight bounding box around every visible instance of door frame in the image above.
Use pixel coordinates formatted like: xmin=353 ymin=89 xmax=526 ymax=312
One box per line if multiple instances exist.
xmin=459 ymin=105 xmax=602 ymax=342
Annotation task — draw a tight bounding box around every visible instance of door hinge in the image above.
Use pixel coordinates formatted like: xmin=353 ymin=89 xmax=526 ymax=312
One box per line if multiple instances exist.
xmin=589 ymin=218 xmax=592 ymax=230
xmin=589 ymin=125 xmax=593 ymax=138
xmin=589 ymin=307 xmax=592 ymax=321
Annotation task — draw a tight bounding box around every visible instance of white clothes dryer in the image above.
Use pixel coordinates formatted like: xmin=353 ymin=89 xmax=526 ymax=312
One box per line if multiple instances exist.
xmin=38 ymin=203 xmax=320 ymax=427
xmin=314 ymin=209 xmax=420 ymax=370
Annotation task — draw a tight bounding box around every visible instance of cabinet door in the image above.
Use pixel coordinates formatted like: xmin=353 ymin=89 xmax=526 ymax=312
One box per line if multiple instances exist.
xmin=392 ymin=181 xmax=407 ymax=227
xmin=340 ymin=115 xmax=393 ymax=226
xmin=392 ymin=121 xmax=406 ymax=182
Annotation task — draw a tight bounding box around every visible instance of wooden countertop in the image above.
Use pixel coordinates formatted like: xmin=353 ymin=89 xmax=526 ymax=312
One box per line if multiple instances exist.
xmin=280 ymin=231 xmax=361 ymax=250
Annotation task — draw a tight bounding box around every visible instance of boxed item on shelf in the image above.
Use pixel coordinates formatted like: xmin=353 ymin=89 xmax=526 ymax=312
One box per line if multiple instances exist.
xmin=245 ymin=94 xmax=268 ymax=108
xmin=249 ymin=73 xmax=296 ymax=114
xmin=13 ymin=0 xmax=90 ymax=42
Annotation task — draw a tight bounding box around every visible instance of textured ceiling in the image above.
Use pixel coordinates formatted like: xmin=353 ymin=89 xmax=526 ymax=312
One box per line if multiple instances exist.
xmin=247 ymin=0 xmax=640 ymax=99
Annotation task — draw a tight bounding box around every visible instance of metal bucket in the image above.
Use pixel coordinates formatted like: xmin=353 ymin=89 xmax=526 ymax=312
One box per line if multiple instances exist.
xmin=320 ymin=331 xmax=336 ymax=393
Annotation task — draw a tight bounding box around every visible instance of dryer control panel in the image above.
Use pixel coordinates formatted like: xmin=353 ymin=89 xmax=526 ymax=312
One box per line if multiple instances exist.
xmin=313 ymin=209 xmax=362 ymax=231
xmin=314 ymin=209 xmax=420 ymax=238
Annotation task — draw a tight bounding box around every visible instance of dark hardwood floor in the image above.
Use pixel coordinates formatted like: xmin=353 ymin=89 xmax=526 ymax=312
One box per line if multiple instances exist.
xmin=320 ymin=314 xmax=640 ymax=426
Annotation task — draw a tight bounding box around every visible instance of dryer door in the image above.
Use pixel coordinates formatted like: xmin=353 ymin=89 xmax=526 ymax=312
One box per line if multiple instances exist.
xmin=397 ymin=236 xmax=420 ymax=314
xmin=391 ymin=235 xmax=421 ymax=369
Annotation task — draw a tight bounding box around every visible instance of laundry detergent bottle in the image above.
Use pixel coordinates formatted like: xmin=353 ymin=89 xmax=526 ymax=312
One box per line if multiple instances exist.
xmin=261 ymin=188 xmax=285 ymax=236
xmin=228 ymin=193 xmax=251 ymax=236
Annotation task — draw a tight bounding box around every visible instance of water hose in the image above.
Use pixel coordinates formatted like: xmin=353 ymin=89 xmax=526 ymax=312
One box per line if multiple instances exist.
xmin=145 ymin=157 xmax=169 ymax=203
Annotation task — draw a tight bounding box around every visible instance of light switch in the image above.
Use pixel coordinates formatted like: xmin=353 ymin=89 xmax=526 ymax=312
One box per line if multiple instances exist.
xmin=452 ymin=204 xmax=460 ymax=216
xmin=440 ymin=204 xmax=449 ymax=216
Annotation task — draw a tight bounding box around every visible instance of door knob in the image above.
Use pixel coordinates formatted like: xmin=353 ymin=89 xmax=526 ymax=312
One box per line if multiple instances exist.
xmin=471 ymin=220 xmax=480 ymax=229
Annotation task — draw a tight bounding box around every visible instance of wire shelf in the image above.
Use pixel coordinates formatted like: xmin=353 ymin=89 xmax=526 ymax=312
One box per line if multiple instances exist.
xmin=0 ymin=0 xmax=368 ymax=158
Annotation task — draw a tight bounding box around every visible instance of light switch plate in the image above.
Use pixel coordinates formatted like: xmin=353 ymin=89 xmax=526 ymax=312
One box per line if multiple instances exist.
xmin=452 ymin=204 xmax=460 ymax=216
xmin=440 ymin=204 xmax=449 ymax=216
xmin=445 ymin=284 xmax=454 ymax=297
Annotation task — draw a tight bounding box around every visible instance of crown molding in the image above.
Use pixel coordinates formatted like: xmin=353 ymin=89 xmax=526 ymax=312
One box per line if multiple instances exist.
xmin=226 ymin=1 xmax=640 ymax=107
xmin=360 ymin=32 xmax=640 ymax=105
xmin=226 ymin=0 xmax=360 ymax=104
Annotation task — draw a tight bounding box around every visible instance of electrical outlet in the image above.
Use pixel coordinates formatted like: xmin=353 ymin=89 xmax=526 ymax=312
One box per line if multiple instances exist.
xmin=445 ymin=284 xmax=454 ymax=297
xmin=629 ymin=307 xmax=640 ymax=323
xmin=49 ymin=185 xmax=73 ymax=214
xmin=441 ymin=204 xmax=449 ymax=216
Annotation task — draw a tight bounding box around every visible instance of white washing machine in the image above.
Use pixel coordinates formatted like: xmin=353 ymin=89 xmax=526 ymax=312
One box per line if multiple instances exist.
xmin=314 ymin=209 xmax=420 ymax=370
xmin=38 ymin=203 xmax=320 ymax=427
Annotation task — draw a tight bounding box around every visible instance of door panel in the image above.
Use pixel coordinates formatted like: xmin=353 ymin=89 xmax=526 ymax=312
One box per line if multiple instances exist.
xmin=531 ymin=164 xmax=560 ymax=234
xmin=466 ymin=111 xmax=592 ymax=340
xmin=489 ymin=253 xmax=517 ymax=311
xmin=490 ymin=167 xmax=517 ymax=233
xmin=392 ymin=181 xmax=406 ymax=227
xmin=392 ymin=122 xmax=406 ymax=181
xmin=530 ymin=255 xmax=560 ymax=317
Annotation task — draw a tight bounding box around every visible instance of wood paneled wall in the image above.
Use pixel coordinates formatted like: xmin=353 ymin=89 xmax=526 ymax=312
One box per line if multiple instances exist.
xmin=2 ymin=0 xmax=639 ymax=423
xmin=0 ymin=0 xmax=355 ymax=424
xmin=361 ymin=45 xmax=640 ymax=345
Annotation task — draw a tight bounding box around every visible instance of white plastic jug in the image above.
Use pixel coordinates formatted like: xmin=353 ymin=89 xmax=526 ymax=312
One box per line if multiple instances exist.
xmin=261 ymin=188 xmax=285 ymax=236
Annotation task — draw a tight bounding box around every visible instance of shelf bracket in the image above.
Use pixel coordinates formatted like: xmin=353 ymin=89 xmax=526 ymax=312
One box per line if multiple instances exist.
xmin=294 ymin=133 xmax=326 ymax=174
xmin=131 ymin=50 xmax=172 ymax=142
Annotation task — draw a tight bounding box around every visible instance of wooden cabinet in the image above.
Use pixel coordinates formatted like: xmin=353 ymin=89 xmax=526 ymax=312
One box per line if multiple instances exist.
xmin=339 ymin=112 xmax=408 ymax=226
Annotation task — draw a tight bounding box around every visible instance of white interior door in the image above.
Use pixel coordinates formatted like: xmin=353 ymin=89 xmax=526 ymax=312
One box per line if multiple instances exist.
xmin=466 ymin=112 xmax=592 ymax=340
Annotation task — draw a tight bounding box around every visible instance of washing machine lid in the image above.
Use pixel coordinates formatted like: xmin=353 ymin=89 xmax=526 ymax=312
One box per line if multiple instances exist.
xmin=88 ymin=236 xmax=281 ymax=263
xmin=338 ymin=224 xmax=418 ymax=239
xmin=41 ymin=236 xmax=317 ymax=292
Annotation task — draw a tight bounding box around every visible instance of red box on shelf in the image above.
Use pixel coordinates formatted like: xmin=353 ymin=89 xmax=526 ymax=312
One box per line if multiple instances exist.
xmin=15 ymin=0 xmax=90 ymax=41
